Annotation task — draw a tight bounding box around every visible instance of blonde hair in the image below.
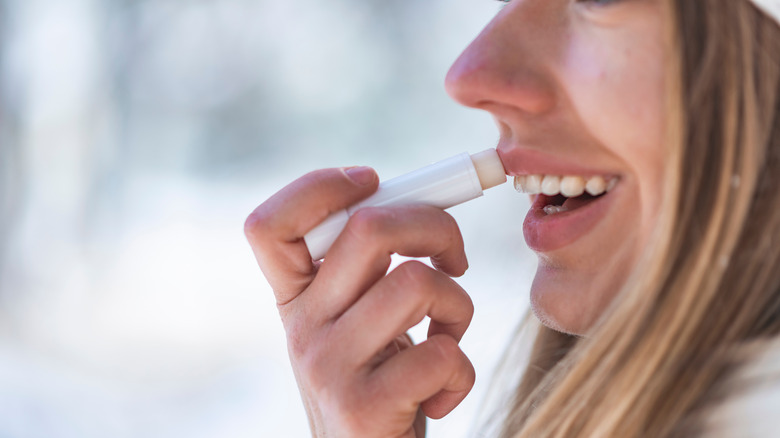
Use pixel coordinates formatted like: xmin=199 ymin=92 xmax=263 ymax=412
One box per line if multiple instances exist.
xmin=496 ymin=0 xmax=780 ymax=436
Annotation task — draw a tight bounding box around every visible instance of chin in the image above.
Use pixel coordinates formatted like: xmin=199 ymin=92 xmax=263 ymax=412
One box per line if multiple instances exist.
xmin=529 ymin=264 xmax=600 ymax=336
xmin=527 ymin=225 xmax=639 ymax=336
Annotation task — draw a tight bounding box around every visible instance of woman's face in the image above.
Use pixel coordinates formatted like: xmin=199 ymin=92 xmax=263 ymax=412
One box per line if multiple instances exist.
xmin=446 ymin=0 xmax=668 ymax=334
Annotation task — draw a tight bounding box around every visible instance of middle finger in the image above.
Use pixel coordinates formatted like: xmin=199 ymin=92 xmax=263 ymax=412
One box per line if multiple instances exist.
xmin=305 ymin=204 xmax=469 ymax=322
xmin=333 ymin=260 xmax=474 ymax=368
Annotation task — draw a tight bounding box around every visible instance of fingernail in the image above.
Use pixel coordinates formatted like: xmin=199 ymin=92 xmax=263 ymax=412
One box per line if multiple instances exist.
xmin=344 ymin=166 xmax=376 ymax=186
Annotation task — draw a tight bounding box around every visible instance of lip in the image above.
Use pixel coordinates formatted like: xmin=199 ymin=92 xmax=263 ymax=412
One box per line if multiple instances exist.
xmin=497 ymin=146 xmax=620 ymax=179
xmin=522 ymin=184 xmax=619 ymax=253
xmin=497 ymin=145 xmax=621 ymax=253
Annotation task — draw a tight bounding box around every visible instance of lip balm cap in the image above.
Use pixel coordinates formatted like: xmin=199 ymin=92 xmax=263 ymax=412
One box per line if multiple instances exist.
xmin=470 ymin=149 xmax=507 ymax=190
xmin=303 ymin=209 xmax=350 ymax=260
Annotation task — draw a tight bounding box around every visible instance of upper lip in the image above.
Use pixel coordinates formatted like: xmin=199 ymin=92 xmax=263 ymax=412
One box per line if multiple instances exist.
xmin=497 ymin=144 xmax=620 ymax=178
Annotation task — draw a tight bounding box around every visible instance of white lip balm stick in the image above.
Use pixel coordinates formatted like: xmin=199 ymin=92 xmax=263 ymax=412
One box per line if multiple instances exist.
xmin=304 ymin=148 xmax=507 ymax=260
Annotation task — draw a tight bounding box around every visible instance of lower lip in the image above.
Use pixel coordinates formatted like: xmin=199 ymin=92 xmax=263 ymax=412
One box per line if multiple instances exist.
xmin=522 ymin=187 xmax=619 ymax=253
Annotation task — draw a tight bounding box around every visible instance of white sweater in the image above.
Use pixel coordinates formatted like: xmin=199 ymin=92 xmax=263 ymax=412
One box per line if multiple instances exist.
xmin=704 ymin=339 xmax=780 ymax=437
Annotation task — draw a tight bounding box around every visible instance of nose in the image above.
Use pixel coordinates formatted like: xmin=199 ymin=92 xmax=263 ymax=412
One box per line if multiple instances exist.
xmin=445 ymin=5 xmax=557 ymax=116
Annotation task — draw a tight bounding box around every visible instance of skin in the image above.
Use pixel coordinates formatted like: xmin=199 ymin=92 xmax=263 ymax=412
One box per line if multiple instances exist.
xmin=446 ymin=0 xmax=667 ymax=334
xmin=245 ymin=0 xmax=667 ymax=435
xmin=246 ymin=168 xmax=474 ymax=437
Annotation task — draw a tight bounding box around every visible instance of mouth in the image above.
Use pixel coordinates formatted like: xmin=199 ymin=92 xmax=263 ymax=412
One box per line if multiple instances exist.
xmin=497 ymin=148 xmax=621 ymax=253
xmin=534 ymin=191 xmax=607 ymax=215
xmin=521 ymin=177 xmax=619 ymax=253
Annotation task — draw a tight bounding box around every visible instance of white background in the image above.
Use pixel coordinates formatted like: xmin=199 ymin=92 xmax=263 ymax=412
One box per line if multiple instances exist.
xmin=0 ymin=0 xmax=535 ymax=436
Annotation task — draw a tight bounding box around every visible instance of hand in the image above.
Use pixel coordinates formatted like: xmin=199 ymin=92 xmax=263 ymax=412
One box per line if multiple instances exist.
xmin=245 ymin=166 xmax=476 ymax=437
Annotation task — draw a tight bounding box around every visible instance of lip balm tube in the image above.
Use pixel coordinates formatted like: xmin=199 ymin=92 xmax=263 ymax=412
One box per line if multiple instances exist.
xmin=304 ymin=148 xmax=507 ymax=260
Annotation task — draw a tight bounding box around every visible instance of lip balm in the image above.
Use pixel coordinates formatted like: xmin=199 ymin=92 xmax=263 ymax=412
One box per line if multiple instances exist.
xmin=304 ymin=149 xmax=507 ymax=260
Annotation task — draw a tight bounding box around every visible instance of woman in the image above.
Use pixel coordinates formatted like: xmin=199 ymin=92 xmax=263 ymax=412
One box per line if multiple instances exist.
xmin=245 ymin=0 xmax=780 ymax=436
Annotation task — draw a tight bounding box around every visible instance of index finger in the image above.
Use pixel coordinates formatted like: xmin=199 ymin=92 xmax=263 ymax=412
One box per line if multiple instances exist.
xmin=244 ymin=166 xmax=378 ymax=304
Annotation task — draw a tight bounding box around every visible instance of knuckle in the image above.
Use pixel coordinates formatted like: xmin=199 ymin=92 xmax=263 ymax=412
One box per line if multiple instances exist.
xmin=463 ymin=293 xmax=475 ymax=320
xmin=335 ymin=391 xmax=366 ymax=421
xmin=302 ymin=358 xmax=330 ymax=395
xmin=288 ymin=325 xmax=342 ymax=398
xmin=303 ymin=167 xmax=343 ymax=186
xmin=345 ymin=208 xmax=387 ymax=241
xmin=315 ymin=383 xmax=373 ymax=433
xmin=428 ymin=208 xmax=457 ymax=238
xmin=285 ymin=169 xmax=333 ymax=194
xmin=441 ymin=212 xmax=465 ymax=250
xmin=296 ymin=343 xmax=332 ymax=395
xmin=244 ymin=168 xmax=343 ymax=242
xmin=394 ymin=261 xmax=435 ymax=298
xmin=439 ymin=210 xmax=459 ymax=233
xmin=429 ymin=334 xmax=461 ymax=362
xmin=243 ymin=208 xmax=272 ymax=242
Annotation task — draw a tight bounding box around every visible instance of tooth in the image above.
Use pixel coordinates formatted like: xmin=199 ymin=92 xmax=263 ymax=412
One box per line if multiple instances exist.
xmin=606 ymin=177 xmax=618 ymax=192
xmin=560 ymin=176 xmax=585 ymax=198
xmin=543 ymin=205 xmax=569 ymax=215
xmin=585 ymin=176 xmax=607 ymax=196
xmin=515 ymin=175 xmax=542 ymax=194
xmin=525 ymin=174 xmax=542 ymax=194
xmin=517 ymin=174 xmax=615 ymax=196
xmin=540 ymin=175 xmax=561 ymax=196
xmin=513 ymin=175 xmax=527 ymax=193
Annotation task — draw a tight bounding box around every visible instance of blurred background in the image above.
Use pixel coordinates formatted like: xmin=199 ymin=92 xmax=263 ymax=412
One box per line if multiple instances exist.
xmin=0 ymin=0 xmax=535 ymax=436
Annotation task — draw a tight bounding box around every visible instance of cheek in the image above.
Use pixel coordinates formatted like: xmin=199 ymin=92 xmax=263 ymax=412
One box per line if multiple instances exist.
xmin=561 ymin=32 xmax=666 ymax=231
xmin=564 ymin=37 xmax=665 ymax=153
xmin=530 ymin=28 xmax=668 ymax=334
